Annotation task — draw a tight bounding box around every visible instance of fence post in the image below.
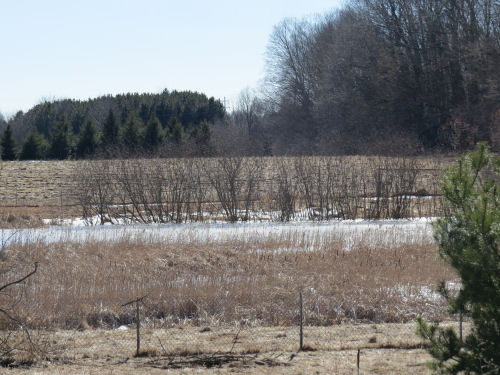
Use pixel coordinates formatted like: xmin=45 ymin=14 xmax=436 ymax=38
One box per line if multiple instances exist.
xmin=121 ymin=292 xmax=150 ymax=357
xmin=299 ymin=290 xmax=303 ymax=350
xmin=136 ymin=299 xmax=140 ymax=356
xmin=357 ymin=348 xmax=360 ymax=375
xmin=459 ymin=311 xmax=463 ymax=343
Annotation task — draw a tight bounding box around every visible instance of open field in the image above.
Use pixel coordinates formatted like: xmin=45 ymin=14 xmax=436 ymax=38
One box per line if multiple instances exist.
xmin=0 ymin=156 xmax=460 ymax=373
xmin=0 ymin=218 xmax=459 ymax=373
xmin=0 ymin=160 xmax=78 ymax=208
xmin=3 ymin=322 xmax=470 ymax=374
xmin=0 ymin=220 xmax=454 ymax=329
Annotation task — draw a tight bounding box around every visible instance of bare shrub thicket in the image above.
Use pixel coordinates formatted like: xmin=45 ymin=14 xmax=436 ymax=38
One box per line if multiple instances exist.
xmin=164 ymin=160 xmax=194 ymax=223
xmin=205 ymin=157 xmax=262 ymax=222
xmin=293 ymin=157 xmax=342 ymax=220
xmin=389 ymin=158 xmax=419 ymax=219
xmin=191 ymin=160 xmax=209 ymax=222
xmin=364 ymin=158 xmax=420 ymax=219
xmin=115 ymin=159 xmax=154 ymax=223
xmin=74 ymin=160 xmax=116 ymax=225
xmin=72 ymin=156 xmax=443 ymax=224
xmin=332 ymin=158 xmax=362 ymax=220
xmin=270 ymin=159 xmax=296 ymax=221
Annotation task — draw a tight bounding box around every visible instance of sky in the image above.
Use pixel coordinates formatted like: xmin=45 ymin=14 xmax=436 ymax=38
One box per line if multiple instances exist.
xmin=0 ymin=0 xmax=344 ymax=117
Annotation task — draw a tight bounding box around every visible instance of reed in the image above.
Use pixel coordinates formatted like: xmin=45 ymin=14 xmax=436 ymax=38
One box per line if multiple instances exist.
xmin=0 ymin=225 xmax=454 ymax=330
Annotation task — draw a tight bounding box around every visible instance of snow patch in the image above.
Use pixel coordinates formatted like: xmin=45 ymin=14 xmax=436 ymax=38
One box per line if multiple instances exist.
xmin=2 ymin=218 xmax=436 ymax=251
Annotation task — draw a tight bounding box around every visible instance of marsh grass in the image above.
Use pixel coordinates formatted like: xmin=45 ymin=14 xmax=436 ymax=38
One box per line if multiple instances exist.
xmin=0 ymin=224 xmax=454 ymax=330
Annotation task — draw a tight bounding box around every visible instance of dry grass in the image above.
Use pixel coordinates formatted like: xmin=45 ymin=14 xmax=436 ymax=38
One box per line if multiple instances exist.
xmin=0 ymin=226 xmax=454 ymax=330
xmin=2 ymin=323 xmax=470 ymax=374
xmin=0 ymin=227 xmax=459 ymax=373
xmin=0 ymin=160 xmax=77 ymax=208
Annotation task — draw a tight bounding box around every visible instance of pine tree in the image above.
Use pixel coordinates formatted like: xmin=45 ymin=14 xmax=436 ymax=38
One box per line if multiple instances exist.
xmin=102 ymin=109 xmax=119 ymax=147
xmin=197 ymin=121 xmax=210 ymax=145
xmin=144 ymin=116 xmax=163 ymax=149
xmin=417 ymin=143 xmax=500 ymax=374
xmin=76 ymin=119 xmax=98 ymax=158
xmin=190 ymin=121 xmax=211 ymax=155
xmin=49 ymin=117 xmax=73 ymax=159
xmin=122 ymin=112 xmax=143 ymax=150
xmin=171 ymin=120 xmax=184 ymax=145
xmin=1 ymin=125 xmax=17 ymax=160
xmin=19 ymin=131 xmax=49 ymax=160
xmin=139 ymin=103 xmax=150 ymax=124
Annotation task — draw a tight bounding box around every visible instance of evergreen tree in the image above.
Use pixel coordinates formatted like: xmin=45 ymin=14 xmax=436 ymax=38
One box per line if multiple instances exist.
xmin=197 ymin=121 xmax=210 ymax=145
xmin=171 ymin=121 xmax=184 ymax=145
xmin=19 ymin=131 xmax=49 ymax=160
xmin=190 ymin=121 xmax=211 ymax=155
xmin=122 ymin=112 xmax=143 ymax=150
xmin=207 ymin=96 xmax=225 ymax=122
xmin=144 ymin=117 xmax=163 ymax=148
xmin=49 ymin=117 xmax=73 ymax=159
xmin=181 ymin=106 xmax=194 ymax=125
xmin=76 ymin=119 xmax=98 ymax=158
xmin=1 ymin=125 xmax=17 ymax=160
xmin=144 ymin=116 xmax=163 ymax=149
xmin=139 ymin=103 xmax=150 ymax=124
xmin=417 ymin=143 xmax=500 ymax=374
xmin=102 ymin=109 xmax=119 ymax=146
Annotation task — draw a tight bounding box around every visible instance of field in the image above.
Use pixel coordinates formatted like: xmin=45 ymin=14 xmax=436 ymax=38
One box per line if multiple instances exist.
xmin=0 ymin=157 xmax=459 ymax=373
xmin=3 ymin=323 xmax=466 ymax=374
xmin=0 ymin=156 xmax=452 ymax=228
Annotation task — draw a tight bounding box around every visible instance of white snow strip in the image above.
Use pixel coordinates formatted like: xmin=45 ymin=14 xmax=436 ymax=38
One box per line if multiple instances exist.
xmin=1 ymin=218 xmax=435 ymax=251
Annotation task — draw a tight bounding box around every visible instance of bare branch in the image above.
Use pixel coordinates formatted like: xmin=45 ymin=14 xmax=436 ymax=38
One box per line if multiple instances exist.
xmin=0 ymin=262 xmax=38 ymax=294
xmin=121 ymin=292 xmax=151 ymax=307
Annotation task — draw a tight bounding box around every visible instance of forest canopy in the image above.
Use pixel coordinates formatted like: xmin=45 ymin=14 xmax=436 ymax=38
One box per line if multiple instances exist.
xmin=2 ymin=90 xmax=225 ymax=160
xmin=262 ymin=0 xmax=500 ymax=155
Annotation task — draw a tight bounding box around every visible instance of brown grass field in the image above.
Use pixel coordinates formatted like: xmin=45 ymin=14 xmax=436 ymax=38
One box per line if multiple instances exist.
xmin=0 ymin=226 xmax=458 ymax=373
xmin=0 ymin=156 xmax=461 ymax=373
xmin=2 ymin=322 xmax=470 ymax=374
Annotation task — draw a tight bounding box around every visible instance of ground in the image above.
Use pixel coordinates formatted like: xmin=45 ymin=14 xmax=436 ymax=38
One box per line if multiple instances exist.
xmin=2 ymin=323 xmax=453 ymax=374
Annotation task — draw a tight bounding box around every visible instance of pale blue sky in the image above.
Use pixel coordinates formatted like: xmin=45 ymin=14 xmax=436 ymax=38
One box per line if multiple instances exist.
xmin=0 ymin=0 xmax=344 ymax=117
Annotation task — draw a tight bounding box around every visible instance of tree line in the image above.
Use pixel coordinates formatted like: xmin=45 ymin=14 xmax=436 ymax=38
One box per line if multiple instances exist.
xmin=234 ymin=0 xmax=500 ymax=155
xmin=1 ymin=0 xmax=499 ymax=159
xmin=0 ymin=90 xmax=225 ymax=160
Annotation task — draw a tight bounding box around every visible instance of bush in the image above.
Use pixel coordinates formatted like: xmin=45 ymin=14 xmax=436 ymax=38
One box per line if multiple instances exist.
xmin=417 ymin=143 xmax=500 ymax=374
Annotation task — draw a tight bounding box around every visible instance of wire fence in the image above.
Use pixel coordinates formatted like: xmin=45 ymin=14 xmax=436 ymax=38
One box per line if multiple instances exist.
xmin=0 ymin=291 xmax=467 ymax=372
xmin=106 ymin=291 xmax=466 ymax=353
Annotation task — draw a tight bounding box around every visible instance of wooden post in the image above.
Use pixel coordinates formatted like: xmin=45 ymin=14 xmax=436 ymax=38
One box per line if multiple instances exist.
xmin=357 ymin=348 xmax=360 ymax=375
xmin=121 ymin=292 xmax=150 ymax=357
xmin=459 ymin=311 xmax=463 ymax=343
xmin=299 ymin=291 xmax=303 ymax=350
xmin=136 ymin=299 xmax=140 ymax=356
